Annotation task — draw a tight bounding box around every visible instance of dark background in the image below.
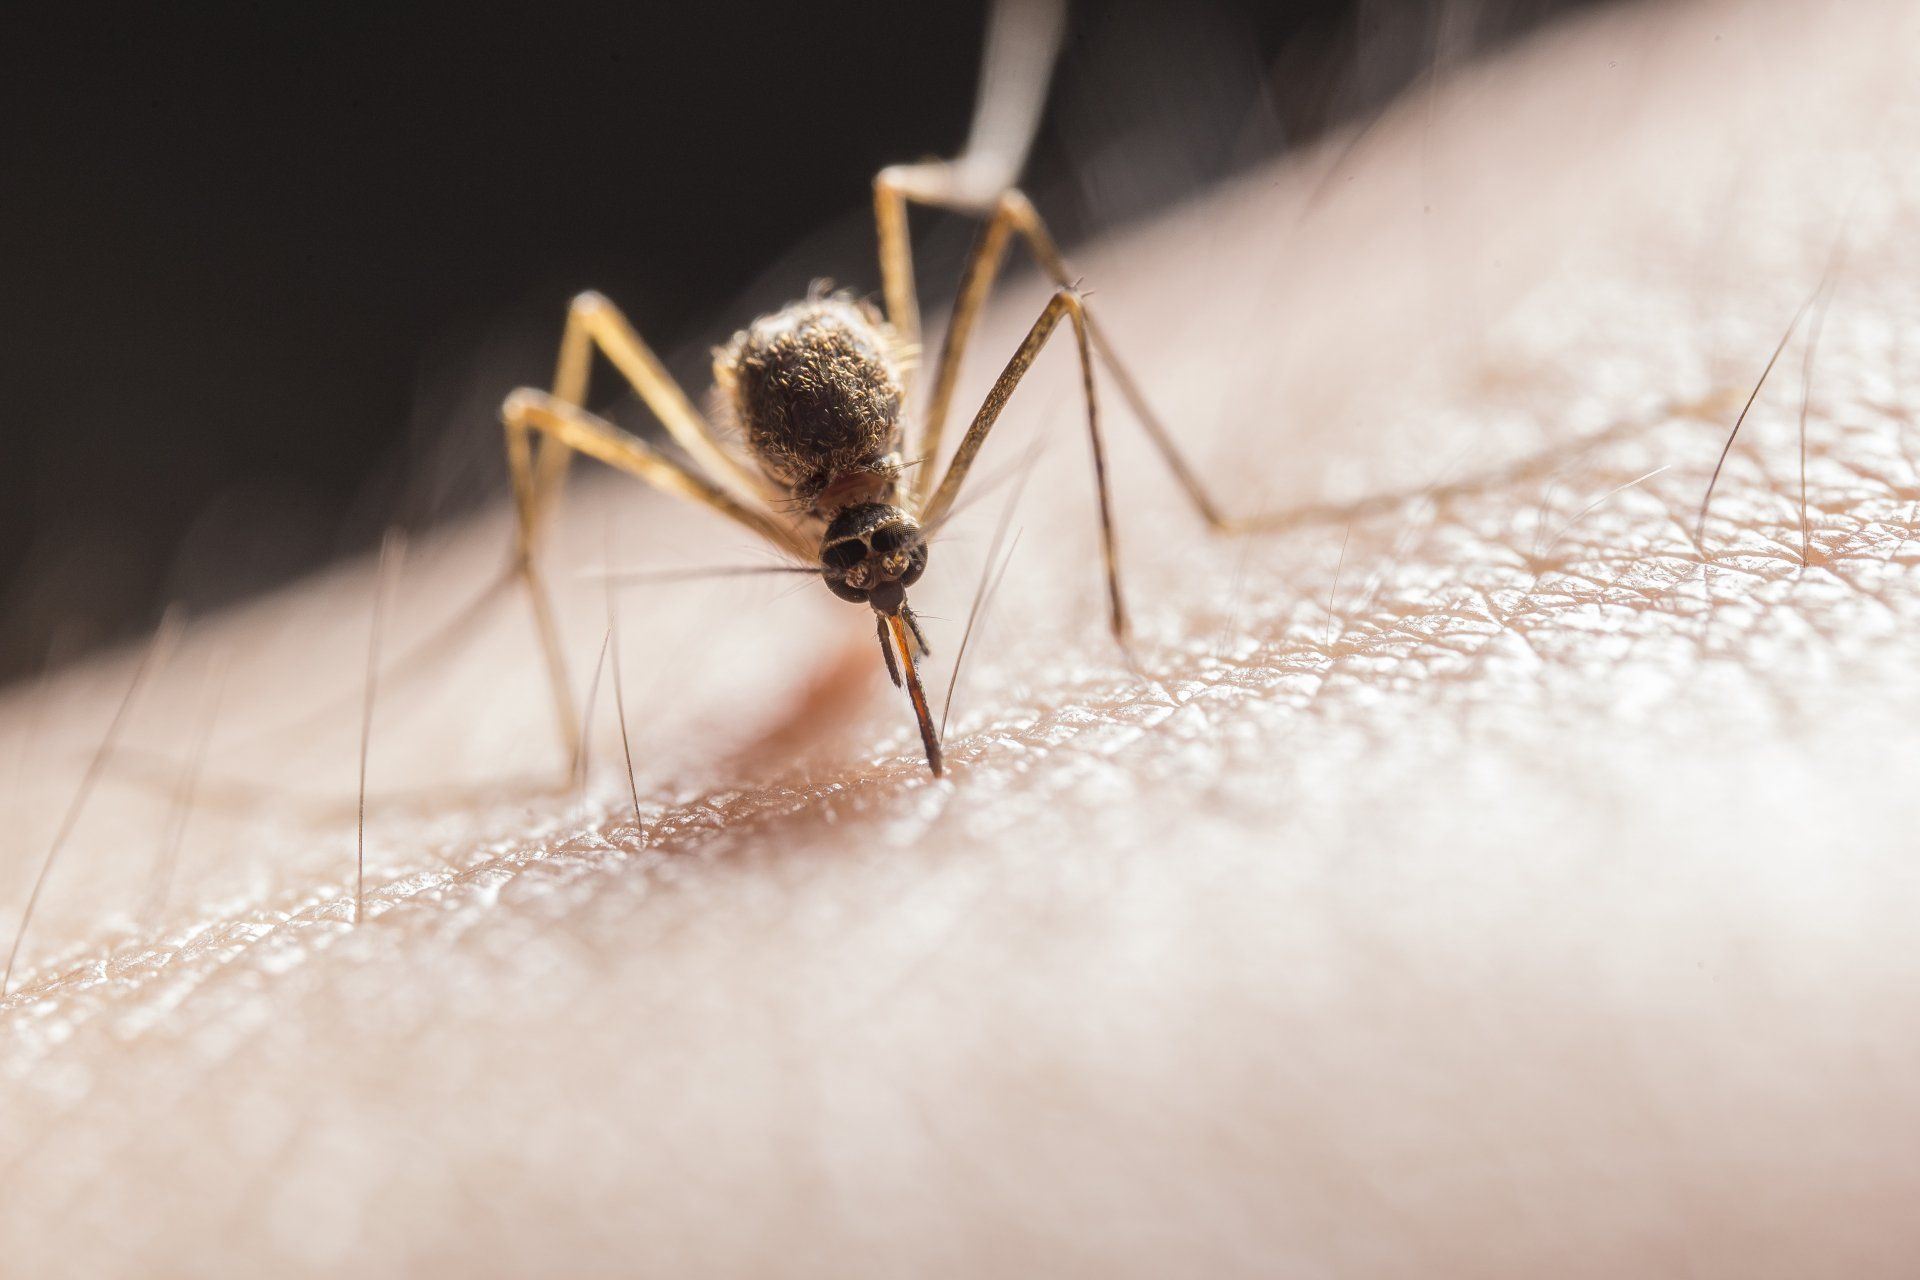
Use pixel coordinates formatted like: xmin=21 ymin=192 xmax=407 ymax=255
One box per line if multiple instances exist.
xmin=0 ymin=0 xmax=1598 ymax=682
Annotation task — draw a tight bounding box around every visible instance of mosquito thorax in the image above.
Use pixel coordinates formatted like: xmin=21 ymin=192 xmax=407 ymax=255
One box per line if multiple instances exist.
xmin=713 ymin=293 xmax=908 ymax=517
xmin=819 ymin=502 xmax=928 ymax=613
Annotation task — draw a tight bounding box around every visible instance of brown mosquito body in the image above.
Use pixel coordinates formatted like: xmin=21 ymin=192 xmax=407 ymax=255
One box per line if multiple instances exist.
xmin=497 ymin=0 xmax=1289 ymax=778
xmin=716 ymin=292 xmax=941 ymax=766
xmin=713 ymin=295 xmax=930 ymax=616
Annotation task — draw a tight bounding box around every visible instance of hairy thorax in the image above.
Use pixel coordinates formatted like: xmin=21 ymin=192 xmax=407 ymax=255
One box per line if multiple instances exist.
xmin=713 ymin=294 xmax=909 ymax=519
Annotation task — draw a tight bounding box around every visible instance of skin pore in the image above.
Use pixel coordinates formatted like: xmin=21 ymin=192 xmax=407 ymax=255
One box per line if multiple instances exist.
xmin=5 ymin=0 xmax=1920 ymax=1274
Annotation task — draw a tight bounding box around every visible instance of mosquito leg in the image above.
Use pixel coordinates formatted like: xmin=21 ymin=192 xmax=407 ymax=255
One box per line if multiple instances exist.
xmin=883 ymin=180 xmax=1300 ymax=536
xmin=501 ymin=388 xmax=812 ymax=761
xmin=871 ymin=115 xmax=1039 ymax=359
xmin=1004 ymin=202 xmax=1328 ymax=535
xmin=921 ymin=288 xmax=1129 ymax=644
xmin=532 ymin=291 xmax=778 ymax=528
xmin=870 ymin=0 xmax=1064 ymax=362
xmin=504 ymin=390 xmax=806 ymax=556
xmin=255 ymin=299 xmax=820 ymax=765
xmin=508 ymin=285 xmax=805 ymax=767
xmin=871 ymin=168 xmax=930 ymax=361
xmin=869 ymin=1 xmax=1266 ymax=534
xmin=519 ymin=560 xmax=579 ymax=765
xmin=871 ymin=175 xmax=1182 ymax=521
xmin=875 ymin=179 xmax=1020 ymax=506
xmin=504 ymin=392 xmax=582 ymax=762
xmin=993 ymin=197 xmax=1267 ymax=532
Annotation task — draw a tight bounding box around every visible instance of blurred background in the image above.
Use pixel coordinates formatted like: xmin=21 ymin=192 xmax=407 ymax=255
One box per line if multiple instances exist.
xmin=0 ymin=0 xmax=1600 ymax=684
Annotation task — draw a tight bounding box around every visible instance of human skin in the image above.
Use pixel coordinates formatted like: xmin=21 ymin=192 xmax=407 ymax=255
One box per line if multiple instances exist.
xmin=4 ymin=0 xmax=1920 ymax=1274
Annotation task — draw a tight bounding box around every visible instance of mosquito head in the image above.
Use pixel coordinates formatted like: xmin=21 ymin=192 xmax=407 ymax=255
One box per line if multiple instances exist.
xmin=819 ymin=501 xmax=928 ymax=614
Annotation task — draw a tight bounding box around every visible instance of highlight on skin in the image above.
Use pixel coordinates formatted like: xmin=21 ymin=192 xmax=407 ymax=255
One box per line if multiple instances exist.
xmin=3 ymin=0 xmax=1920 ymax=1275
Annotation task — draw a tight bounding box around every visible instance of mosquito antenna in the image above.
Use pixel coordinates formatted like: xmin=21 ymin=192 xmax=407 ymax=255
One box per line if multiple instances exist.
xmin=605 ymin=532 xmax=641 ymax=830
xmin=959 ymin=0 xmax=1067 ymax=195
xmin=574 ymin=628 xmax=613 ymax=808
xmin=141 ymin=651 xmax=230 ymax=927
xmin=355 ymin=530 xmax=407 ymax=927
xmin=4 ymin=605 xmax=184 ymax=996
xmin=590 ymin=563 xmax=817 ymax=588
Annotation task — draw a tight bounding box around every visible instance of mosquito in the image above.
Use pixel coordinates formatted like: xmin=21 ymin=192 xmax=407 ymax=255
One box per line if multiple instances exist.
xmin=500 ymin=0 xmax=1283 ymax=777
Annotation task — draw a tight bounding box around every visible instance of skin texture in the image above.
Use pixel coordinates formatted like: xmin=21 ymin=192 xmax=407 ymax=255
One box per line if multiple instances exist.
xmin=5 ymin=0 xmax=1920 ymax=1274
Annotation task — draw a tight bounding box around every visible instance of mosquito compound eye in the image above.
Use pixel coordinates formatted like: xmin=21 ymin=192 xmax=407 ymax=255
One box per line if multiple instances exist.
xmin=824 ymin=572 xmax=870 ymax=603
xmin=821 ymin=538 xmax=867 ymax=572
xmin=900 ymin=545 xmax=928 ymax=586
xmin=869 ymin=525 xmax=908 ymax=554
